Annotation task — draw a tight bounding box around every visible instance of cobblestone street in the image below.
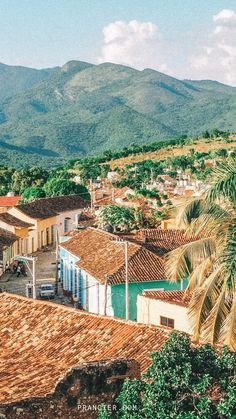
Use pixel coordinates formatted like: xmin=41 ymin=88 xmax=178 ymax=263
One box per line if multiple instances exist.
xmin=0 ymin=247 xmax=72 ymax=306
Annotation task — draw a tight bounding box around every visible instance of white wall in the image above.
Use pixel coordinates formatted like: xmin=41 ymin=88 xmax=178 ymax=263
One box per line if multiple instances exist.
xmin=137 ymin=295 xmax=192 ymax=333
xmin=86 ymin=273 xmax=113 ymax=316
xmin=56 ymin=209 xmax=83 ymax=236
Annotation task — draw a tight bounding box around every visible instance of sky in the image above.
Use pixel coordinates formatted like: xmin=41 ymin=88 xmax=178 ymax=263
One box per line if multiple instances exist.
xmin=0 ymin=0 xmax=236 ymax=85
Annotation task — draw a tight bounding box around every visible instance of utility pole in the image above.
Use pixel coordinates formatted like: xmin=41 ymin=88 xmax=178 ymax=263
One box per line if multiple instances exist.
xmin=90 ymin=179 xmax=94 ymax=213
xmin=13 ymin=255 xmax=37 ymax=299
xmin=55 ymin=227 xmax=59 ymax=296
xmin=32 ymin=257 xmax=36 ymax=299
xmin=124 ymin=240 xmax=129 ymax=321
xmin=104 ymin=275 xmax=108 ymax=315
xmin=112 ymin=239 xmax=129 ymax=320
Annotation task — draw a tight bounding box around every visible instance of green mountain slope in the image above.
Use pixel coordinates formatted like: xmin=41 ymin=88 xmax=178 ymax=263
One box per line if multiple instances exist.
xmin=0 ymin=60 xmax=235 ymax=167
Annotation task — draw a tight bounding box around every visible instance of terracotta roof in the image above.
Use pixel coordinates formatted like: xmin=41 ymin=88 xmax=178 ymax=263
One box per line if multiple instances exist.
xmin=0 ymin=293 xmax=170 ymax=404
xmin=142 ymin=290 xmax=192 ymax=307
xmin=94 ymin=187 xmax=133 ymax=207
xmin=0 ymin=196 xmax=21 ymax=207
xmin=60 ymin=228 xmax=165 ymax=284
xmin=16 ymin=195 xmax=89 ymax=219
xmin=136 ymin=229 xmax=196 ymax=255
xmin=0 ymin=213 xmax=33 ymax=228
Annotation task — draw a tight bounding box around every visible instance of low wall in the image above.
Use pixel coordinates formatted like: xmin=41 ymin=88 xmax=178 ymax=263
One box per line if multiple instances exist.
xmin=0 ymin=359 xmax=140 ymax=419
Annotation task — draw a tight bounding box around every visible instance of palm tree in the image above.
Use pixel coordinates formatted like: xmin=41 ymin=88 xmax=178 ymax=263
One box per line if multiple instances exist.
xmin=166 ymin=160 xmax=236 ymax=349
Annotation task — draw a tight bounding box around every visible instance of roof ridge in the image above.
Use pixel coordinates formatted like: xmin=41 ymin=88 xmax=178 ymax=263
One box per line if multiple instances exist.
xmin=0 ymin=292 xmax=170 ymax=332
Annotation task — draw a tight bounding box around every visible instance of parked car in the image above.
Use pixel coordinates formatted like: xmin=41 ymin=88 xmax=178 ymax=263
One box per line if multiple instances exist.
xmin=39 ymin=283 xmax=55 ymax=299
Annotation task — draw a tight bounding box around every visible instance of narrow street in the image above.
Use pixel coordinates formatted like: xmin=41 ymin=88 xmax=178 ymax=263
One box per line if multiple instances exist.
xmin=0 ymin=247 xmax=72 ymax=306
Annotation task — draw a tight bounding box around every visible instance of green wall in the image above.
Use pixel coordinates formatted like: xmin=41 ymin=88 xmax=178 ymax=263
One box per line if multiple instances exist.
xmin=111 ymin=280 xmax=187 ymax=321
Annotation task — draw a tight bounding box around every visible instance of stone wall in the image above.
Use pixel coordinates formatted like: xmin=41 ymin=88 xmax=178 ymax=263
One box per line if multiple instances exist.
xmin=0 ymin=359 xmax=140 ymax=419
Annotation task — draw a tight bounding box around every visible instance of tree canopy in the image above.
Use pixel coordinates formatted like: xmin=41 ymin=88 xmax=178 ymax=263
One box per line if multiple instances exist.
xmin=99 ymin=332 xmax=236 ymax=418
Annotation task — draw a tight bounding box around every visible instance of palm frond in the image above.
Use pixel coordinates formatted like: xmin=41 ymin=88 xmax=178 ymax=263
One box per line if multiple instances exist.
xmin=207 ymin=160 xmax=236 ymax=207
xmin=187 ymin=257 xmax=213 ymax=291
xmin=219 ymin=292 xmax=236 ymax=350
xmin=201 ymin=283 xmax=227 ymax=345
xmin=188 ymin=265 xmax=224 ymax=340
xmin=166 ymin=237 xmax=216 ymax=281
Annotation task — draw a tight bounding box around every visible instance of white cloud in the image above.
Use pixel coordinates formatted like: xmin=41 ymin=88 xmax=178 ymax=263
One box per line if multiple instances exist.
xmin=190 ymin=9 xmax=236 ymax=85
xmin=98 ymin=20 xmax=170 ymax=73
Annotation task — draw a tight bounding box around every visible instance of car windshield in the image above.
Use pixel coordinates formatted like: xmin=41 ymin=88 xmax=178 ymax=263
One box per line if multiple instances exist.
xmin=41 ymin=285 xmax=53 ymax=290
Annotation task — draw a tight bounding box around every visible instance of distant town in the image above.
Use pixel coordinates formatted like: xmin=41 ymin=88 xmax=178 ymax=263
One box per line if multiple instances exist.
xmin=0 ymin=131 xmax=236 ymax=417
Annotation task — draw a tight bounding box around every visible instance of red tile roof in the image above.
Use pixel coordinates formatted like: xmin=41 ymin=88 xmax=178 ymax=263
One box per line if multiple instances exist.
xmin=60 ymin=228 xmax=165 ymax=284
xmin=135 ymin=228 xmax=196 ymax=255
xmin=0 ymin=293 xmax=170 ymax=404
xmin=16 ymin=195 xmax=89 ymax=219
xmin=142 ymin=290 xmax=192 ymax=307
xmin=0 ymin=213 xmax=33 ymax=228
xmin=0 ymin=196 xmax=21 ymax=207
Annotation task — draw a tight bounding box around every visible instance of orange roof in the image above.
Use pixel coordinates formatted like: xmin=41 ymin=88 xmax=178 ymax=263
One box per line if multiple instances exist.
xmin=0 ymin=293 xmax=170 ymax=404
xmin=142 ymin=290 xmax=192 ymax=307
xmin=60 ymin=228 xmax=165 ymax=284
xmin=0 ymin=196 xmax=21 ymax=207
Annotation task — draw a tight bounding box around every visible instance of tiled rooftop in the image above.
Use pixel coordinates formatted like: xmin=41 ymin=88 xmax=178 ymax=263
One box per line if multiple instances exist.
xmin=0 ymin=196 xmax=21 ymax=207
xmin=0 ymin=213 xmax=33 ymax=228
xmin=60 ymin=228 xmax=165 ymax=284
xmin=136 ymin=228 xmax=196 ymax=255
xmin=16 ymin=194 xmax=89 ymax=219
xmin=0 ymin=293 xmax=170 ymax=404
xmin=142 ymin=290 xmax=192 ymax=307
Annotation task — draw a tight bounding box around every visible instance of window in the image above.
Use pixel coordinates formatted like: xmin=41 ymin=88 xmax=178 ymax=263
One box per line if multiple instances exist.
xmin=64 ymin=217 xmax=71 ymax=233
xmin=160 ymin=316 xmax=175 ymax=328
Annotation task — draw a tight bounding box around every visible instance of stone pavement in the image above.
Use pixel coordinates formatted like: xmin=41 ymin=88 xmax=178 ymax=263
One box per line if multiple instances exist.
xmin=0 ymin=247 xmax=72 ymax=306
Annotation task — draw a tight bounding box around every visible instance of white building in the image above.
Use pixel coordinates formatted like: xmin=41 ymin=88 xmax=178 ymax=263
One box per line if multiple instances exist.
xmin=137 ymin=290 xmax=192 ymax=333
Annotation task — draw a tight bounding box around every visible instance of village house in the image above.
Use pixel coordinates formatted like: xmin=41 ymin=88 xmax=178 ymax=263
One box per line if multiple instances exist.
xmin=0 ymin=194 xmax=21 ymax=214
xmin=59 ymin=227 xmax=192 ymax=320
xmin=93 ymin=186 xmax=134 ymax=213
xmin=0 ymin=228 xmax=18 ymax=276
xmin=0 ymin=293 xmax=170 ymax=418
xmin=6 ymin=194 xmax=88 ymax=254
xmin=0 ymin=213 xmax=34 ymax=256
xmin=137 ymin=290 xmax=192 ymax=333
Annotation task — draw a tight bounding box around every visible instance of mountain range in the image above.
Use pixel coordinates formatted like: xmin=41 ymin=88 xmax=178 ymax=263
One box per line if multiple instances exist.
xmin=0 ymin=60 xmax=236 ymax=167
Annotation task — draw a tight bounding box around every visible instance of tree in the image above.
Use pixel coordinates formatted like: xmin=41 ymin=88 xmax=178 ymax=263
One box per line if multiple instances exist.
xmin=99 ymin=205 xmax=135 ymax=232
xmin=102 ymin=332 xmax=236 ymax=418
xmin=166 ymin=159 xmax=236 ymax=349
xmin=21 ymin=186 xmax=46 ymax=203
xmin=44 ymin=178 xmax=90 ymax=200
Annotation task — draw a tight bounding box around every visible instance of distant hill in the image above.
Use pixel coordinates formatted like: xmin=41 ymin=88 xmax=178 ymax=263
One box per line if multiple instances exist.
xmin=0 ymin=60 xmax=235 ymax=167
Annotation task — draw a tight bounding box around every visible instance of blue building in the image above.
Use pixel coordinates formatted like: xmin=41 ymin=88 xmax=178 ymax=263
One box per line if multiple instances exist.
xmin=59 ymin=227 xmax=188 ymax=320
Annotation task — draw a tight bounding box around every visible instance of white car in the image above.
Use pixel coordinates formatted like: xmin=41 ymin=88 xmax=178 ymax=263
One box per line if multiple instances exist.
xmin=39 ymin=283 xmax=55 ymax=299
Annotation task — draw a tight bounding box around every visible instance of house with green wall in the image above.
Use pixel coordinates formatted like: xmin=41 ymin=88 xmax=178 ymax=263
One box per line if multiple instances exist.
xmin=59 ymin=227 xmax=191 ymax=321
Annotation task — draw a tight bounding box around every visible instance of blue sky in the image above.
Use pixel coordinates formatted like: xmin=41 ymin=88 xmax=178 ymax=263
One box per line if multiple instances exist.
xmin=0 ymin=0 xmax=236 ymax=84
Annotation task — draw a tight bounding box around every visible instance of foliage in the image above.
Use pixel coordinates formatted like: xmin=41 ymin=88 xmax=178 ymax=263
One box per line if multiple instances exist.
xmin=21 ymin=186 xmax=46 ymax=202
xmin=43 ymin=178 xmax=90 ymax=199
xmin=99 ymin=205 xmax=135 ymax=232
xmin=0 ymin=59 xmax=235 ymax=167
xmin=166 ymin=159 xmax=236 ymax=348
xmin=102 ymin=332 xmax=236 ymax=418
xmin=11 ymin=166 xmax=49 ymax=194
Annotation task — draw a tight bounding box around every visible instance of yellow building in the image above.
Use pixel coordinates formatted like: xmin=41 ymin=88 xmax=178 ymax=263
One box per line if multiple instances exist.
xmin=0 ymin=213 xmax=34 ymax=255
xmin=0 ymin=227 xmax=18 ymax=276
xmin=8 ymin=195 xmax=88 ymax=253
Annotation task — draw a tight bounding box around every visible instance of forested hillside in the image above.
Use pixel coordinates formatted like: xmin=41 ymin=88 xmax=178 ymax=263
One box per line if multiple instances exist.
xmin=0 ymin=60 xmax=235 ymax=167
